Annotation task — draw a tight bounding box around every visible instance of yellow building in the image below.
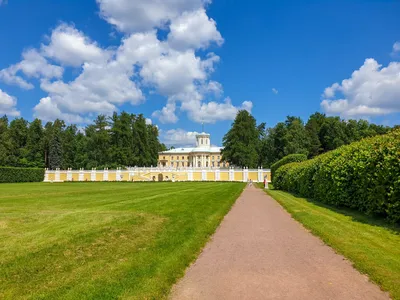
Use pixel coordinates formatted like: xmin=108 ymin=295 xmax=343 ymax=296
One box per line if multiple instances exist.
xmin=158 ymin=132 xmax=228 ymax=168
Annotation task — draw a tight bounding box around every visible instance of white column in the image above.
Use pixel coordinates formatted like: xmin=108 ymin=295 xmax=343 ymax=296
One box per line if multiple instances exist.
xmin=44 ymin=168 xmax=49 ymax=182
xmin=91 ymin=168 xmax=96 ymax=181
xmin=116 ymin=168 xmax=122 ymax=181
xmin=229 ymin=167 xmax=234 ymax=181
xmin=79 ymin=168 xmax=84 ymax=181
xmin=202 ymin=169 xmax=207 ymax=181
xmin=103 ymin=168 xmax=109 ymax=181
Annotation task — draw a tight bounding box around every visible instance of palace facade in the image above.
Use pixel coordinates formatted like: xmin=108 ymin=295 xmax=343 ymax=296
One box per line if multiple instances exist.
xmin=158 ymin=132 xmax=228 ymax=168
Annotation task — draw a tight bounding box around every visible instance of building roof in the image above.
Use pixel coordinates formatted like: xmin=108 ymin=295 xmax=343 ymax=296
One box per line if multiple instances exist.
xmin=160 ymin=146 xmax=223 ymax=154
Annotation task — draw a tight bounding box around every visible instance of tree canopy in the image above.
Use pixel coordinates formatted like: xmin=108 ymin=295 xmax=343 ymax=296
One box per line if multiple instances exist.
xmin=0 ymin=112 xmax=166 ymax=169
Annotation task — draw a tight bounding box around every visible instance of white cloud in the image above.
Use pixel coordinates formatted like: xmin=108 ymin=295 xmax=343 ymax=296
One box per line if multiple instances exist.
xmin=42 ymin=24 xmax=111 ymax=67
xmin=393 ymin=42 xmax=400 ymax=53
xmin=0 ymin=89 xmax=20 ymax=117
xmin=182 ymin=97 xmax=253 ymax=123
xmin=168 ymin=9 xmax=223 ymax=50
xmin=97 ymin=0 xmax=209 ymax=33
xmin=152 ymin=102 xmax=178 ymax=124
xmin=321 ymin=58 xmax=400 ymax=118
xmin=0 ymin=49 xmax=63 ymax=89
xmin=33 ymin=97 xmax=89 ymax=123
xmin=272 ymin=88 xmax=278 ymax=94
xmin=2 ymin=0 xmax=239 ymax=125
xmin=145 ymin=118 xmax=152 ymax=125
xmin=161 ymin=128 xmax=199 ymax=146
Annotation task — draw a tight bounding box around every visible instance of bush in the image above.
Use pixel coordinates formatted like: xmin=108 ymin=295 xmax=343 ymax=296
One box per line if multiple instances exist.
xmin=271 ymin=154 xmax=307 ymax=178
xmin=0 ymin=167 xmax=45 ymax=183
xmin=273 ymin=130 xmax=400 ymax=223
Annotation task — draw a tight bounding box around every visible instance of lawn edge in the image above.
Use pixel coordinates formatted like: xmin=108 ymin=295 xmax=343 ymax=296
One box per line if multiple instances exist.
xmin=167 ymin=183 xmax=247 ymax=298
xmin=258 ymin=186 xmax=394 ymax=300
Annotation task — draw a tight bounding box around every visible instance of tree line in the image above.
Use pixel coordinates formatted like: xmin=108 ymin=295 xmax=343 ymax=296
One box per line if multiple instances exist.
xmin=222 ymin=111 xmax=396 ymax=168
xmin=0 ymin=112 xmax=166 ymax=170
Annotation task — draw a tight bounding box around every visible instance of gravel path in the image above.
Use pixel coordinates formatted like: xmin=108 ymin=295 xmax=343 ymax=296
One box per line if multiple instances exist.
xmin=170 ymin=186 xmax=389 ymax=300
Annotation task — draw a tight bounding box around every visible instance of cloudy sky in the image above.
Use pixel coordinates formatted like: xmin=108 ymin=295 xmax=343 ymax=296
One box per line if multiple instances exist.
xmin=0 ymin=0 xmax=399 ymax=146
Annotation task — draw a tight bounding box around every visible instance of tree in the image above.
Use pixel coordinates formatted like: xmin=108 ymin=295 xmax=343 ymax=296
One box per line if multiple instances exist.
xmin=305 ymin=112 xmax=326 ymax=158
xmin=0 ymin=115 xmax=10 ymax=166
xmin=283 ymin=116 xmax=309 ymax=156
xmin=221 ymin=110 xmax=260 ymax=168
xmin=26 ymin=118 xmax=44 ymax=167
xmin=49 ymin=126 xmax=63 ymax=169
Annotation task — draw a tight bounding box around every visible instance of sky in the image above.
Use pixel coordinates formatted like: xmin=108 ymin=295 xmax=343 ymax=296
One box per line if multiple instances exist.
xmin=0 ymin=0 xmax=399 ymax=147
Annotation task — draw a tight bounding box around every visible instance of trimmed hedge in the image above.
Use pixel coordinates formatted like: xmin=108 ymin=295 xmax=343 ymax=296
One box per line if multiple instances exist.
xmin=273 ymin=130 xmax=400 ymax=222
xmin=0 ymin=167 xmax=45 ymax=183
xmin=271 ymin=154 xmax=307 ymax=179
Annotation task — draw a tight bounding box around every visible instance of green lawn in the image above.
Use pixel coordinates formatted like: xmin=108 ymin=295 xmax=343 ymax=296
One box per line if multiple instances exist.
xmin=263 ymin=187 xmax=400 ymax=300
xmin=0 ymin=182 xmax=245 ymax=299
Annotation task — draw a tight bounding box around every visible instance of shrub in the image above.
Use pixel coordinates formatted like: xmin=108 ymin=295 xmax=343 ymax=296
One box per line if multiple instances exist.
xmin=273 ymin=130 xmax=400 ymax=223
xmin=0 ymin=167 xmax=45 ymax=183
xmin=271 ymin=154 xmax=307 ymax=178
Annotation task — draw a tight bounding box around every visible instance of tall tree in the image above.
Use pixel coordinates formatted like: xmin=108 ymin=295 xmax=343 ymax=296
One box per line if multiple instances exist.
xmin=222 ymin=110 xmax=260 ymax=168
xmin=0 ymin=115 xmax=10 ymax=166
xmin=26 ymin=118 xmax=44 ymax=167
xmin=49 ymin=126 xmax=63 ymax=169
xmin=305 ymin=112 xmax=326 ymax=158
xmin=283 ymin=116 xmax=309 ymax=156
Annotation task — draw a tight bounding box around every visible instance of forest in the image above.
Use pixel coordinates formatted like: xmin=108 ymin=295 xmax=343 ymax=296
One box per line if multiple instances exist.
xmin=222 ymin=111 xmax=396 ymax=168
xmin=0 ymin=109 xmax=396 ymax=170
xmin=0 ymin=112 xmax=166 ymax=170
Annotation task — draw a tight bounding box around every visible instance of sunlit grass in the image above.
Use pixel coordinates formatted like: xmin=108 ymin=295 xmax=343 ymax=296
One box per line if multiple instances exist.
xmin=0 ymin=182 xmax=245 ymax=299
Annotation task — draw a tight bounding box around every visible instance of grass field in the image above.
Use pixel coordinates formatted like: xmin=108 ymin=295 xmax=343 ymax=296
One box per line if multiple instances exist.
xmin=0 ymin=182 xmax=245 ymax=299
xmin=263 ymin=187 xmax=400 ymax=300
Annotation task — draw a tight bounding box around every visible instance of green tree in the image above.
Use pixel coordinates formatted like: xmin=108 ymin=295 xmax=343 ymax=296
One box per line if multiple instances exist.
xmin=283 ymin=116 xmax=309 ymax=156
xmin=0 ymin=115 xmax=11 ymax=166
xmin=49 ymin=126 xmax=63 ymax=169
xmin=221 ymin=110 xmax=260 ymax=168
xmin=26 ymin=118 xmax=44 ymax=167
xmin=8 ymin=118 xmax=29 ymax=166
xmin=305 ymin=112 xmax=326 ymax=158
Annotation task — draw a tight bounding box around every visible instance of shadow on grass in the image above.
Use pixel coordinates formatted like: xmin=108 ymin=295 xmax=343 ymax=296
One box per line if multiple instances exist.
xmin=259 ymin=184 xmax=400 ymax=235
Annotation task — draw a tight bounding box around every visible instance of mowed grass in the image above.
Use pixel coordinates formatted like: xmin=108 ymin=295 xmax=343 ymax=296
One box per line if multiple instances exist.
xmin=0 ymin=182 xmax=245 ymax=299
xmin=264 ymin=187 xmax=400 ymax=300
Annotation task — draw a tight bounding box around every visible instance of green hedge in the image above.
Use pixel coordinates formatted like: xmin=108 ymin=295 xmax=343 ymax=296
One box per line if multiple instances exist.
xmin=273 ymin=130 xmax=400 ymax=222
xmin=271 ymin=154 xmax=307 ymax=179
xmin=0 ymin=167 xmax=45 ymax=183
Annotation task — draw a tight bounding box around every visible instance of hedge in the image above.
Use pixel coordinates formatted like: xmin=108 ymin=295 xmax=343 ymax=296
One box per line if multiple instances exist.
xmin=273 ymin=129 xmax=400 ymax=223
xmin=271 ymin=154 xmax=307 ymax=179
xmin=0 ymin=167 xmax=45 ymax=183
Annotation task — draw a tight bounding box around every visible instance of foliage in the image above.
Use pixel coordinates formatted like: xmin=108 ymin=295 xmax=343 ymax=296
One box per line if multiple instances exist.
xmin=265 ymin=189 xmax=400 ymax=300
xmin=221 ymin=110 xmax=265 ymax=168
xmin=0 ymin=112 xmax=165 ymax=170
xmin=270 ymin=154 xmax=307 ymax=178
xmin=0 ymin=182 xmax=245 ymax=299
xmin=0 ymin=167 xmax=44 ymax=183
xmin=273 ymin=129 xmax=400 ymax=222
xmin=260 ymin=113 xmax=392 ymax=167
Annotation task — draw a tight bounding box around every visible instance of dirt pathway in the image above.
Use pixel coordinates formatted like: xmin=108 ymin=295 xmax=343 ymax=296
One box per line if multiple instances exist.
xmin=170 ymin=186 xmax=389 ymax=300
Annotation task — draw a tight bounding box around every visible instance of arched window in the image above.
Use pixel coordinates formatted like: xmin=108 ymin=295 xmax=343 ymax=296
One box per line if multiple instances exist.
xmin=198 ymin=161 xmax=201 ymax=167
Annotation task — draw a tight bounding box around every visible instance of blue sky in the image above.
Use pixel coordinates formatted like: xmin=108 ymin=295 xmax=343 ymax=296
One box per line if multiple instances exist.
xmin=0 ymin=0 xmax=399 ymax=146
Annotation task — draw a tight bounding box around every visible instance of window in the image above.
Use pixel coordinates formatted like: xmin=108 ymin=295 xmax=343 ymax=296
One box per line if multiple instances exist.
xmin=171 ymin=156 xmax=174 ymax=160
xmin=182 ymin=156 xmax=184 ymax=160
xmin=163 ymin=156 xmax=165 ymax=160
xmin=212 ymin=162 xmax=215 ymax=167
xmin=212 ymin=156 xmax=214 ymax=160
xmin=198 ymin=161 xmax=201 ymax=167
xmin=201 ymin=138 xmax=203 ymax=145
xmin=206 ymin=162 xmax=209 ymax=167
xmin=218 ymin=156 xmax=220 ymax=160
xmin=177 ymin=162 xmax=179 ymax=167
xmin=171 ymin=162 xmax=174 ymax=167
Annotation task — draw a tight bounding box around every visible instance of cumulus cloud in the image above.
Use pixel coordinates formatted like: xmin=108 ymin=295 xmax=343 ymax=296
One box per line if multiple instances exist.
xmin=42 ymin=24 xmax=111 ymax=67
xmin=0 ymin=49 xmax=63 ymax=89
xmin=182 ymin=97 xmax=253 ymax=123
xmin=168 ymin=9 xmax=223 ymax=50
xmin=96 ymin=0 xmax=209 ymax=33
xmin=393 ymin=42 xmax=400 ymax=53
xmin=321 ymin=58 xmax=400 ymax=118
xmin=0 ymin=89 xmax=20 ymax=116
xmin=2 ymin=0 xmax=246 ymax=125
xmin=160 ymin=128 xmax=199 ymax=146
